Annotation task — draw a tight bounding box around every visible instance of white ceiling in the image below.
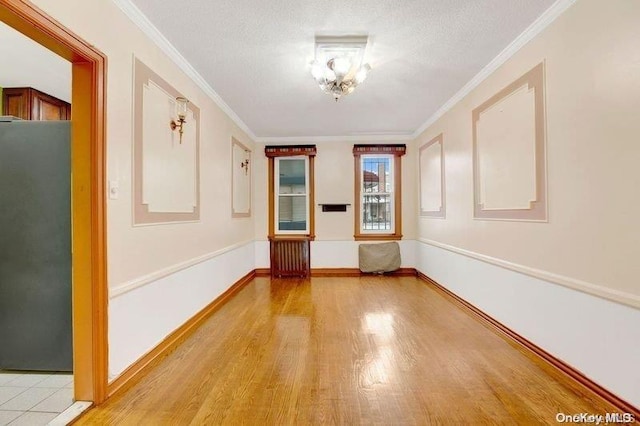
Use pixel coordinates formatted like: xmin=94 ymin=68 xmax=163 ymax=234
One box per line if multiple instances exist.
xmin=0 ymin=21 xmax=71 ymax=103
xmin=127 ymin=0 xmax=556 ymax=139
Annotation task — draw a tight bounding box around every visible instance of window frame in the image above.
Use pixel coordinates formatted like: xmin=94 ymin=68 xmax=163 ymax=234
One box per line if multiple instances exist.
xmin=353 ymin=144 xmax=405 ymax=241
xmin=274 ymin=156 xmax=310 ymax=235
xmin=265 ymin=145 xmax=316 ymax=240
xmin=359 ymin=154 xmax=395 ymax=235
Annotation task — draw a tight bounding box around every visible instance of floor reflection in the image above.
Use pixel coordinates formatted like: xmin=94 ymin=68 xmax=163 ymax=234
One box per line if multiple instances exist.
xmin=361 ymin=312 xmax=396 ymax=387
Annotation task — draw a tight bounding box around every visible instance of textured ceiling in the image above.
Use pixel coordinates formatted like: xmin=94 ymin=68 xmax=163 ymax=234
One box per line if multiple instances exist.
xmin=129 ymin=0 xmax=556 ymax=139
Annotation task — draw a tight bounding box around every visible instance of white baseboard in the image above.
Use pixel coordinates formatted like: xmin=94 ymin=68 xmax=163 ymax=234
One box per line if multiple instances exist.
xmin=108 ymin=242 xmax=255 ymax=379
xmin=416 ymin=240 xmax=640 ymax=408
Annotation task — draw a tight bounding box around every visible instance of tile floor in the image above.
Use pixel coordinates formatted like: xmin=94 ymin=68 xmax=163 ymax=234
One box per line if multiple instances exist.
xmin=0 ymin=371 xmax=73 ymax=426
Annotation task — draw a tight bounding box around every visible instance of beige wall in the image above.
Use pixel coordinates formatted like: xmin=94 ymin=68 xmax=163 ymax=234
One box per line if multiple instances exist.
xmin=24 ymin=0 xmax=638 ymax=304
xmin=0 ymin=20 xmax=71 ymax=102
xmin=414 ymin=0 xmax=640 ymax=304
xmin=28 ymin=0 xmax=255 ymax=287
xmin=254 ymin=141 xmax=416 ymax=243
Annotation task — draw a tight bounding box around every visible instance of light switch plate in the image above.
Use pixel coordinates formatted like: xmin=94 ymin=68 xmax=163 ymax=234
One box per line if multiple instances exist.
xmin=108 ymin=180 xmax=119 ymax=200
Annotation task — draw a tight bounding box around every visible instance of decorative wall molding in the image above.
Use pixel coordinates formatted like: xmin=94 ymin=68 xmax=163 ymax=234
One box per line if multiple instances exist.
xmin=264 ymin=145 xmax=317 ymax=157
xmin=472 ymin=62 xmax=547 ymax=221
xmin=109 ymin=240 xmax=254 ymax=298
xmin=411 ymin=0 xmax=577 ymax=140
xmin=111 ymin=0 xmax=256 ymax=141
xmin=257 ymin=134 xmax=413 ymax=144
xmin=353 ymin=144 xmax=406 ymax=156
xmin=311 ymin=268 xmax=417 ymax=277
xmin=231 ymin=137 xmax=251 ymax=218
xmin=419 ymin=134 xmax=445 ymax=218
xmin=418 ymin=238 xmax=640 ymax=309
xmin=133 ymin=57 xmax=200 ymax=225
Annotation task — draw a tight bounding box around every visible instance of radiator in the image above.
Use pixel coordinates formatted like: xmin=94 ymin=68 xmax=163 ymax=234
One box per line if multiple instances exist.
xmin=270 ymin=238 xmax=310 ymax=278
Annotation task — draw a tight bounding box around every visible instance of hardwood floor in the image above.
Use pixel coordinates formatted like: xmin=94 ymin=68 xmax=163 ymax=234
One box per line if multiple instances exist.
xmin=78 ymin=276 xmax=621 ymax=425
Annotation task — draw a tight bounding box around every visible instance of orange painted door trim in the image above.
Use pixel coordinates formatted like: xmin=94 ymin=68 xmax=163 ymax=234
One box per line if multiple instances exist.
xmin=0 ymin=0 xmax=108 ymax=404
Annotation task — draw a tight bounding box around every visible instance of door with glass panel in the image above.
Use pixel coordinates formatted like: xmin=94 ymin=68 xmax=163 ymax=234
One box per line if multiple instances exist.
xmin=271 ymin=156 xmax=311 ymax=277
xmin=275 ymin=157 xmax=309 ymax=234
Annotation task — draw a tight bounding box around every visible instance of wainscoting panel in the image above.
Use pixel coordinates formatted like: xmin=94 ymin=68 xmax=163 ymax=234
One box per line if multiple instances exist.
xmin=255 ymin=240 xmax=416 ymax=270
xmin=108 ymin=242 xmax=255 ymax=379
xmin=416 ymin=240 xmax=640 ymax=408
xmin=255 ymin=240 xmax=270 ymax=269
xmin=315 ymin=240 xmax=416 ymax=269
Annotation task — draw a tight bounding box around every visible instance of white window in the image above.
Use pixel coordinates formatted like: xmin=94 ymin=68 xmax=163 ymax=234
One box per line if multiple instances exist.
xmin=353 ymin=144 xmax=405 ymax=241
xmin=359 ymin=154 xmax=394 ymax=234
xmin=275 ymin=156 xmax=309 ymax=234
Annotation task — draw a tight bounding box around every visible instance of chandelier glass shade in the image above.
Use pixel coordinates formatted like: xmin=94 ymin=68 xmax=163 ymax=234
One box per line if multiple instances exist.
xmin=310 ymin=35 xmax=371 ymax=101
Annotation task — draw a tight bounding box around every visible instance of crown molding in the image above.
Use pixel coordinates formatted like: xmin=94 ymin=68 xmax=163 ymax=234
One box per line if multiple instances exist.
xmin=111 ymin=0 xmax=257 ymax=141
xmin=256 ymin=134 xmax=413 ymax=144
xmin=411 ymin=0 xmax=577 ymax=139
xmin=113 ymin=0 xmax=576 ymax=144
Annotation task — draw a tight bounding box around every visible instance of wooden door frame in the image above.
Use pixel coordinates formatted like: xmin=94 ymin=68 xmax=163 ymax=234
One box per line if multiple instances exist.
xmin=0 ymin=0 xmax=108 ymax=403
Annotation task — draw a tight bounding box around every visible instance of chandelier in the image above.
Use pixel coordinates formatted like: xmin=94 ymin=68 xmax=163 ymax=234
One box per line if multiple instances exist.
xmin=309 ymin=35 xmax=372 ymax=101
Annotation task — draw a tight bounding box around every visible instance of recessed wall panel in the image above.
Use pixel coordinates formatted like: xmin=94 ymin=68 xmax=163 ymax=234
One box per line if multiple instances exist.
xmin=472 ymin=62 xmax=546 ymax=221
xmin=232 ymin=138 xmax=251 ymax=217
xmin=133 ymin=57 xmax=200 ymax=225
xmin=477 ymin=85 xmax=536 ymax=210
xmin=419 ymin=134 xmax=445 ymax=218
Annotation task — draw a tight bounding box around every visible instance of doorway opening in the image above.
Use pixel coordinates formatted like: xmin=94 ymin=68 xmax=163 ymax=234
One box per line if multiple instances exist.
xmin=0 ymin=0 xmax=108 ymax=408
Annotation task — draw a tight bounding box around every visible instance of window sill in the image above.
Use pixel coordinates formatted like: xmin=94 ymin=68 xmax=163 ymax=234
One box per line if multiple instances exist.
xmin=354 ymin=234 xmax=402 ymax=241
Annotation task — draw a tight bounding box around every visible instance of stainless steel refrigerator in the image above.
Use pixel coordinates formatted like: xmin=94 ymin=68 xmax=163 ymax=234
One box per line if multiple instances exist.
xmin=0 ymin=117 xmax=72 ymax=372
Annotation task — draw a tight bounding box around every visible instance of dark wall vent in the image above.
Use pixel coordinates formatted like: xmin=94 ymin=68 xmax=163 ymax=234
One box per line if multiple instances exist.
xmin=319 ymin=204 xmax=350 ymax=212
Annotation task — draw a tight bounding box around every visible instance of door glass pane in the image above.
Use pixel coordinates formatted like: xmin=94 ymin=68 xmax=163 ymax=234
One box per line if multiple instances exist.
xmin=278 ymin=159 xmax=306 ymax=194
xmin=278 ymin=195 xmax=307 ymax=230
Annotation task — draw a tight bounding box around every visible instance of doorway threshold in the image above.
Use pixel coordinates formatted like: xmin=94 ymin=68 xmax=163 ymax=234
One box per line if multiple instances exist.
xmin=50 ymin=401 xmax=91 ymax=425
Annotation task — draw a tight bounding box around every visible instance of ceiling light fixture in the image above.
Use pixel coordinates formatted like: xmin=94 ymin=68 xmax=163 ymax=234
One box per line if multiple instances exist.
xmin=310 ymin=35 xmax=371 ymax=101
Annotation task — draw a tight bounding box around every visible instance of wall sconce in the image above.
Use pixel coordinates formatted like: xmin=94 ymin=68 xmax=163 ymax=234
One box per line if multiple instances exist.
xmin=170 ymin=97 xmax=189 ymax=144
xmin=240 ymin=150 xmax=250 ymax=175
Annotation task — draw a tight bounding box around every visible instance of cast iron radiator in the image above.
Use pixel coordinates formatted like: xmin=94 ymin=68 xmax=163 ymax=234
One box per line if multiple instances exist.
xmin=270 ymin=237 xmax=311 ymax=278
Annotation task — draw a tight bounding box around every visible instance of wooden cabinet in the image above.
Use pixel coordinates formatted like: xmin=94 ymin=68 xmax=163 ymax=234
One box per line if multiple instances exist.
xmin=2 ymin=87 xmax=70 ymax=120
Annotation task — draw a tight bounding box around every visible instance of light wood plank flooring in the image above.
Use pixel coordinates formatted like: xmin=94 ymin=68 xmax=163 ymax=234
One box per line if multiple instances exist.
xmin=78 ymin=276 xmax=617 ymax=425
